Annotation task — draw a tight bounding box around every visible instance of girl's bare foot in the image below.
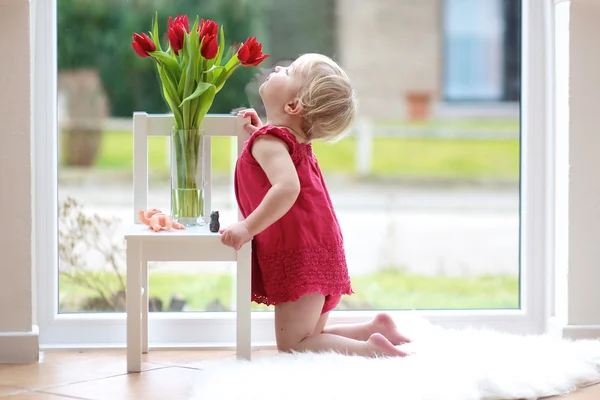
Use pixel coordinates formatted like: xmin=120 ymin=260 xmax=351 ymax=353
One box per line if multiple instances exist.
xmin=371 ymin=313 xmax=412 ymax=346
xmin=365 ymin=333 xmax=409 ymax=357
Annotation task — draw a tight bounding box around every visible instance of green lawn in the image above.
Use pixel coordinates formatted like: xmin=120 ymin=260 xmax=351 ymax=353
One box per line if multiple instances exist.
xmin=374 ymin=119 xmax=519 ymax=132
xmin=59 ymin=269 xmax=519 ymax=313
xmin=91 ymin=130 xmax=520 ymax=181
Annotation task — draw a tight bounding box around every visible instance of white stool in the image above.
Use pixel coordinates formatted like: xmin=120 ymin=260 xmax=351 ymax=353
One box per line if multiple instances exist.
xmin=124 ymin=112 xmax=251 ymax=372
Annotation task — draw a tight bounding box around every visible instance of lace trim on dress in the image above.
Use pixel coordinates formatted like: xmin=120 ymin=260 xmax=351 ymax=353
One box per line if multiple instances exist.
xmin=252 ymin=243 xmax=354 ymax=305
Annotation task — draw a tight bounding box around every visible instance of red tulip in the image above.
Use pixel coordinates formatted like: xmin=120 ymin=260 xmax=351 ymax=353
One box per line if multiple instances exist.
xmin=237 ymin=37 xmax=269 ymax=67
xmin=201 ymin=34 xmax=218 ymax=60
xmin=169 ymin=15 xmax=189 ymax=33
xmin=167 ymin=15 xmax=189 ymax=56
xmin=132 ymin=32 xmax=156 ymax=58
xmin=198 ymin=19 xmax=218 ymax=41
xmin=168 ymin=26 xmax=184 ymax=55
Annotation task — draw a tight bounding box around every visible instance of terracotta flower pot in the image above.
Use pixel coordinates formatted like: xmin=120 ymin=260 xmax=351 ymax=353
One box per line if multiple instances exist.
xmin=405 ymin=91 xmax=432 ymax=121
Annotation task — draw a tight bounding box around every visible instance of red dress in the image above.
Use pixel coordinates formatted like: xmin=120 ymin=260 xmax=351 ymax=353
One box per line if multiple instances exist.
xmin=234 ymin=125 xmax=353 ymax=313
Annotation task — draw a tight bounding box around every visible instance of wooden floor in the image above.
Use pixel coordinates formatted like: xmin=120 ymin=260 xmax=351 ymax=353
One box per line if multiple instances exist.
xmin=0 ymin=349 xmax=598 ymax=399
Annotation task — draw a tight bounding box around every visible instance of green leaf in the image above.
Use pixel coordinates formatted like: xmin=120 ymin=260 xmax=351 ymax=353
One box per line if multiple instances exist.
xmin=203 ymin=65 xmax=223 ymax=88
xmin=196 ymin=37 xmax=207 ymax=83
xmin=151 ymin=11 xmax=163 ymax=52
xmin=182 ymin=29 xmax=199 ymax=129
xmin=206 ymin=57 xmax=216 ymax=71
xmin=156 ymin=63 xmax=181 ymax=106
xmin=180 ymin=82 xmax=214 ymax=106
xmin=189 ymin=57 xmax=206 ymax=127
xmin=214 ymin=26 xmax=226 ymax=66
xmin=157 ymin=64 xmax=183 ymax=129
xmin=191 ymin=16 xmax=200 ymax=33
xmin=178 ymin=53 xmax=189 ymax=98
xmin=164 ymin=67 xmax=180 ymax=97
xmin=223 ymin=53 xmax=239 ymax=72
xmin=214 ymin=61 xmax=240 ymax=93
xmin=193 ymin=83 xmax=216 ymax=128
xmin=178 ymin=72 xmax=186 ymax=99
xmin=209 ymin=53 xmax=240 ymax=94
xmin=203 ymin=65 xmax=223 ymax=74
xmin=151 ymin=51 xmax=181 ymax=77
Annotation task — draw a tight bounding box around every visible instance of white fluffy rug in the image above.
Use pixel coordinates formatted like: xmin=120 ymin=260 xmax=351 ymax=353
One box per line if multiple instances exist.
xmin=193 ymin=317 xmax=600 ymax=400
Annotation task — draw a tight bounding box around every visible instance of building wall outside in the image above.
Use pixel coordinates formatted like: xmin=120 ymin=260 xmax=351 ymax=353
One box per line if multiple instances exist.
xmin=336 ymin=0 xmax=442 ymax=121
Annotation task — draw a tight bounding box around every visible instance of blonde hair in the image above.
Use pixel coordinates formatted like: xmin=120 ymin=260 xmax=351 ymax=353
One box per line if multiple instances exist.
xmin=292 ymin=53 xmax=357 ymax=142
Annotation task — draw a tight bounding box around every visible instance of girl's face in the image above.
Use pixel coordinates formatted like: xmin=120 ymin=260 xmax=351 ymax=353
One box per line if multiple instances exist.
xmin=259 ymin=62 xmax=303 ymax=115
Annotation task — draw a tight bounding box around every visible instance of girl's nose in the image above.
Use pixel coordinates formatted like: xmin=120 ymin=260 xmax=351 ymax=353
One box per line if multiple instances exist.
xmin=274 ymin=66 xmax=282 ymax=72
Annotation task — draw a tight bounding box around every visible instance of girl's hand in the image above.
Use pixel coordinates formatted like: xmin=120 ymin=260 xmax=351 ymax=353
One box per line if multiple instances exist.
xmin=219 ymin=221 xmax=253 ymax=250
xmin=237 ymin=108 xmax=263 ymax=134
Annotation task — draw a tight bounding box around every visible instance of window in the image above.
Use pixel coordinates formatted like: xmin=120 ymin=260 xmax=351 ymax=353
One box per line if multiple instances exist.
xmin=443 ymin=0 xmax=521 ymax=101
xmin=35 ymin=0 xmax=552 ymax=347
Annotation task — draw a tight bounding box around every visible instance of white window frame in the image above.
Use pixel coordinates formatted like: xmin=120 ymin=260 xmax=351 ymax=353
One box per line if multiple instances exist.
xmin=34 ymin=0 xmax=555 ymax=348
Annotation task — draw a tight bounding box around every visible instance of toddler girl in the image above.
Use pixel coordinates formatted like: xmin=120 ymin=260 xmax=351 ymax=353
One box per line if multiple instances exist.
xmin=220 ymin=53 xmax=410 ymax=357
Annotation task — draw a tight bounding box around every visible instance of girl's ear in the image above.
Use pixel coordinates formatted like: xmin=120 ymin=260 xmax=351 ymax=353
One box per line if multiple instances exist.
xmin=284 ymin=98 xmax=303 ymax=116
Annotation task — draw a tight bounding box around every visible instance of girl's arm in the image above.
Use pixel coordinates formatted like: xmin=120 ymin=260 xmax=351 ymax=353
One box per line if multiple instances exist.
xmin=243 ymin=135 xmax=300 ymax=236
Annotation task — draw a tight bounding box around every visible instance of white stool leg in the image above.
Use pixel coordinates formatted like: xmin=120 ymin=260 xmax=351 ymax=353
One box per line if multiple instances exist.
xmin=142 ymin=262 xmax=149 ymax=354
xmin=236 ymin=242 xmax=252 ymax=360
xmin=126 ymin=241 xmax=142 ymax=372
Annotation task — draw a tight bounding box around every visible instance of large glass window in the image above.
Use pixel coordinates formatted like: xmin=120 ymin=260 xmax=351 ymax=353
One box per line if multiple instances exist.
xmin=36 ymin=0 xmax=555 ymax=347
xmin=56 ymin=0 xmax=520 ymax=315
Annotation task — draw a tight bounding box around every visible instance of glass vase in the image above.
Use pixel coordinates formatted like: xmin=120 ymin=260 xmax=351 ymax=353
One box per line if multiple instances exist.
xmin=170 ymin=129 xmax=206 ymax=227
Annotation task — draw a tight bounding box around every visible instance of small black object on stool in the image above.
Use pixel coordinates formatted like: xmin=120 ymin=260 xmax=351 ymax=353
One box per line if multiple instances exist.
xmin=209 ymin=211 xmax=220 ymax=233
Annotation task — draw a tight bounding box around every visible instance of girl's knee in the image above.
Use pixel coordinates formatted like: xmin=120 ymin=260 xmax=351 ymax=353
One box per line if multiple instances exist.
xmin=274 ymin=293 xmax=327 ymax=352
xmin=276 ymin=329 xmax=313 ymax=353
xmin=276 ymin=336 xmax=306 ymax=353
xmin=276 ymin=342 xmax=295 ymax=353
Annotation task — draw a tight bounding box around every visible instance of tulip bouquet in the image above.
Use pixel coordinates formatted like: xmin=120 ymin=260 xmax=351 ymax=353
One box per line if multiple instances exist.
xmin=132 ymin=13 xmax=269 ymax=226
